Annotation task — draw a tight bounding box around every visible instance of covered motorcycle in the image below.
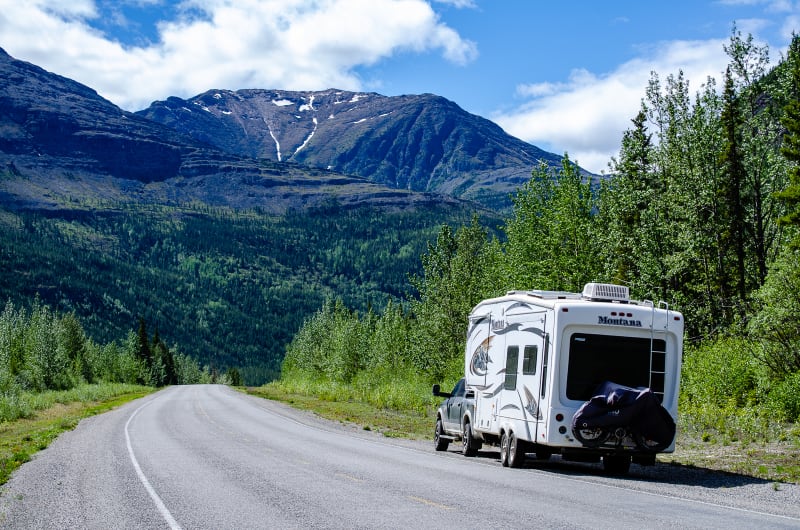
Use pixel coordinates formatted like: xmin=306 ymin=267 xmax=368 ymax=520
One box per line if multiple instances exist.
xmin=571 ymin=381 xmax=676 ymax=452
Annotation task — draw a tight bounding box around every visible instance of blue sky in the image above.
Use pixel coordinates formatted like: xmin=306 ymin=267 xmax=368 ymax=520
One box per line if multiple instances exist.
xmin=0 ymin=1 xmax=797 ymax=173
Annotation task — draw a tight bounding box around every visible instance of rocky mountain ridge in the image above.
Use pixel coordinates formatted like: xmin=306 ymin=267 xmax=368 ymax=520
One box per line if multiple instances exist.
xmin=138 ymin=88 xmax=563 ymax=209
xmin=0 ymin=48 xmax=457 ymax=214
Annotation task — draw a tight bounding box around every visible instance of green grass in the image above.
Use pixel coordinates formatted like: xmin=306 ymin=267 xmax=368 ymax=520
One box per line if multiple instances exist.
xmin=245 ymin=383 xmax=433 ymax=440
xmin=0 ymin=383 xmax=153 ymax=486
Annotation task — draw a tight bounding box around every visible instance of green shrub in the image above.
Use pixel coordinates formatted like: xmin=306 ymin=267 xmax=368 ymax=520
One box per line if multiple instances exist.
xmin=681 ymin=336 xmax=758 ymax=408
xmin=764 ymin=372 xmax=800 ymax=422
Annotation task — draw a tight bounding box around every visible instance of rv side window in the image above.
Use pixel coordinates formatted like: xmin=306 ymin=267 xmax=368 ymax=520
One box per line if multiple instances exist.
xmin=504 ymin=346 xmax=519 ymax=390
xmin=522 ymin=345 xmax=537 ymax=375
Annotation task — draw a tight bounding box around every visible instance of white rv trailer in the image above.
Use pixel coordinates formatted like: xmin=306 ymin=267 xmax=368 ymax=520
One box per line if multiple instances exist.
xmin=462 ymin=282 xmax=683 ymax=471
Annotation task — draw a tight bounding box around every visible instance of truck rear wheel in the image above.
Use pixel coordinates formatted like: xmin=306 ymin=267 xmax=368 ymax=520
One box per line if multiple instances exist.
xmin=463 ymin=421 xmax=479 ymax=457
xmin=500 ymin=431 xmax=510 ymax=467
xmin=434 ymin=417 xmax=450 ymax=451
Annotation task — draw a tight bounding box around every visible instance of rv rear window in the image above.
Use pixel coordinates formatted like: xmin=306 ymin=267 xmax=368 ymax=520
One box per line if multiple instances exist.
xmin=566 ymin=333 xmax=666 ymax=401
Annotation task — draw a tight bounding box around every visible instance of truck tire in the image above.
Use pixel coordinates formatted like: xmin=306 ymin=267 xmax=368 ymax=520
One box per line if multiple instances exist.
xmin=463 ymin=421 xmax=479 ymax=457
xmin=500 ymin=431 xmax=511 ymax=467
xmin=434 ymin=417 xmax=450 ymax=451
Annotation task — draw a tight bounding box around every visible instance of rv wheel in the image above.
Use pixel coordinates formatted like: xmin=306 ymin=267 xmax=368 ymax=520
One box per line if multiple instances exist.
xmin=507 ymin=432 xmax=526 ymax=468
xmin=602 ymin=454 xmax=631 ymax=475
xmin=463 ymin=422 xmax=479 ymax=457
xmin=434 ymin=417 xmax=450 ymax=451
xmin=500 ymin=431 xmax=510 ymax=467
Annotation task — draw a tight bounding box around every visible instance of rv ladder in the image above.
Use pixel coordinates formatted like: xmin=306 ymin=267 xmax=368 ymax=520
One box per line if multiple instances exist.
xmin=649 ymin=301 xmax=669 ymax=403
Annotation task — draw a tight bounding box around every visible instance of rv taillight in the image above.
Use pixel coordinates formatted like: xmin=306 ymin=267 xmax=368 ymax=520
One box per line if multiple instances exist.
xmin=674 ymin=316 xmax=681 ymax=321
xmin=562 ymin=307 xmax=569 ymax=312
xmin=555 ymin=413 xmax=564 ymax=422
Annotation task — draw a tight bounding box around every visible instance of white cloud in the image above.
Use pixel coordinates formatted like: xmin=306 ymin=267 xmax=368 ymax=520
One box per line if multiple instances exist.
xmin=434 ymin=0 xmax=478 ymax=8
xmin=493 ymin=39 xmax=730 ymax=174
xmin=0 ymin=0 xmax=477 ymax=110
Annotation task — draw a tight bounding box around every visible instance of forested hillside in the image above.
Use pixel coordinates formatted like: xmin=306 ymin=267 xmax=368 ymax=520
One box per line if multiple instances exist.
xmin=0 ymin=201 xmax=482 ymax=384
xmin=281 ymin=31 xmax=800 ymax=425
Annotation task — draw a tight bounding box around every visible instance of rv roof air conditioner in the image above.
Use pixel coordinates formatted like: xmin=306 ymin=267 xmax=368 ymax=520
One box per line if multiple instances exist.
xmin=582 ymin=282 xmax=629 ymax=303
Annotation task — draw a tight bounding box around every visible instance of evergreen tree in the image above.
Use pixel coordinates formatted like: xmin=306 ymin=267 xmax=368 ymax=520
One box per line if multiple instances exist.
xmin=777 ymin=35 xmax=800 ymax=245
xmin=135 ymin=317 xmax=152 ymax=384
xmin=504 ymin=155 xmax=601 ymax=293
xmin=720 ymin=66 xmax=748 ymax=312
xmin=59 ymin=312 xmax=92 ymax=383
xmin=409 ymin=216 xmax=498 ymax=379
xmin=226 ymin=367 xmax=242 ymax=386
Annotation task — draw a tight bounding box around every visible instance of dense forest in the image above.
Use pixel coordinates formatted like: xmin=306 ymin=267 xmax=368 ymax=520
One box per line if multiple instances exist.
xmin=0 ymin=199 xmax=482 ymax=384
xmin=281 ymin=30 xmax=800 ymax=424
xmin=0 ymin=299 xmax=214 ymax=421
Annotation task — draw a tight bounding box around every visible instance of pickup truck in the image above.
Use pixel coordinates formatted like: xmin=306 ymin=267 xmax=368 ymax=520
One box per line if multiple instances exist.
xmin=432 ymin=378 xmax=481 ymax=456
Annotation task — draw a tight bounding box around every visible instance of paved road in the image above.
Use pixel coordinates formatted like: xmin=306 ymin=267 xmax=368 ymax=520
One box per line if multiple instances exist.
xmin=1 ymin=385 xmax=799 ymax=529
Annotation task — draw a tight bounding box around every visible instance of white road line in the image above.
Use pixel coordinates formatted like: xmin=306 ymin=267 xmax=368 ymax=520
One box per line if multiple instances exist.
xmin=125 ymin=398 xmax=183 ymax=530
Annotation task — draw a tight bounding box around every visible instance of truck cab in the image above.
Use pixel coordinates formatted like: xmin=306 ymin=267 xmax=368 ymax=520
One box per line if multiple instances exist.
xmin=432 ymin=378 xmax=479 ymax=455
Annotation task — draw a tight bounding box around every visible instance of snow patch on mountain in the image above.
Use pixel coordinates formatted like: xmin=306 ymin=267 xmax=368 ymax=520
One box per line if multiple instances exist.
xmin=272 ymin=99 xmax=293 ymax=107
xmin=299 ymin=95 xmax=316 ymax=112
xmin=294 ymin=117 xmax=318 ymax=155
xmin=267 ymin=121 xmax=282 ymax=162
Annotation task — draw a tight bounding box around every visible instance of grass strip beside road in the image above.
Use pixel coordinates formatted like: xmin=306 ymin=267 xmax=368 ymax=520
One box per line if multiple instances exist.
xmin=0 ymin=385 xmax=153 ymax=486
xmin=245 ymin=384 xmax=433 ymax=440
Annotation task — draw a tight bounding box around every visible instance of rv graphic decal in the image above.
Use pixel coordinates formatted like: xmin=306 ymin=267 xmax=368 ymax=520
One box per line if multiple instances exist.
xmin=507 ymin=302 xmax=534 ymax=312
xmin=469 ymin=336 xmax=493 ymax=377
xmin=523 ymin=386 xmax=542 ymax=419
xmin=491 ymin=320 xmax=523 ymax=335
xmin=467 ymin=315 xmax=490 ymax=337
xmin=597 ymin=316 xmax=643 ymax=327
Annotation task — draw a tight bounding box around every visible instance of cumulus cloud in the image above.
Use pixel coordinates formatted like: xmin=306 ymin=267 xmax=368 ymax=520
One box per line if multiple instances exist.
xmin=0 ymin=0 xmax=477 ymax=110
xmin=493 ymin=39 xmax=731 ymax=174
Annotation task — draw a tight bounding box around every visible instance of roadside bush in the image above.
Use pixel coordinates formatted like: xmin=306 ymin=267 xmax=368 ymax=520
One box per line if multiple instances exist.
xmin=681 ymin=336 xmax=758 ymax=408
xmin=764 ymin=371 xmax=800 ymax=422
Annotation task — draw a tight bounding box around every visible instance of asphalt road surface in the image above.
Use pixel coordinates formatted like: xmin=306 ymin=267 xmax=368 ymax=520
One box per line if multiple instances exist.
xmin=1 ymin=385 xmax=799 ymax=529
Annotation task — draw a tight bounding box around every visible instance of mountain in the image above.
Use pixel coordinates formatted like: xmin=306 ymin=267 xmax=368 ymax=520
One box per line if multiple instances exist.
xmin=0 ymin=48 xmax=459 ymax=214
xmin=0 ymin=48 xmax=490 ymax=384
xmin=137 ymin=89 xmax=563 ymax=209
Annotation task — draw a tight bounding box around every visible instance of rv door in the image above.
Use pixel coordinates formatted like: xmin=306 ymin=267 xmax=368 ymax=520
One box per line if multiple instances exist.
xmin=496 ymin=311 xmax=547 ymax=442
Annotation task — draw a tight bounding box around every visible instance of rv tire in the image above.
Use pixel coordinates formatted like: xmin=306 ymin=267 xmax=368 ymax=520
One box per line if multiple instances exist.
xmin=463 ymin=421 xmax=479 ymax=457
xmin=603 ymin=454 xmax=631 ymax=475
xmin=507 ymin=432 xmax=526 ymax=468
xmin=434 ymin=417 xmax=450 ymax=451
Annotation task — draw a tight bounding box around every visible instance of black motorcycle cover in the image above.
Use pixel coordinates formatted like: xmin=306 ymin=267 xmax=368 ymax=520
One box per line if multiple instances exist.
xmin=571 ymin=381 xmax=676 ymax=451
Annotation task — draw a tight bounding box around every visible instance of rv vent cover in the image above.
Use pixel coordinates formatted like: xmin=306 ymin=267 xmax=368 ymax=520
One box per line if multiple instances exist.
xmin=582 ymin=283 xmax=629 ymax=302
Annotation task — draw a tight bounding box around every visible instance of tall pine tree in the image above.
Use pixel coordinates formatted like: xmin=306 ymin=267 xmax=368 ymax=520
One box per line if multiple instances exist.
xmin=777 ymin=35 xmax=800 ymax=245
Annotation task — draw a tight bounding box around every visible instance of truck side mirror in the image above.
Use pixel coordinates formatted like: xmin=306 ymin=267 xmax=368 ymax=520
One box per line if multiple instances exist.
xmin=432 ymin=384 xmax=441 ymax=396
